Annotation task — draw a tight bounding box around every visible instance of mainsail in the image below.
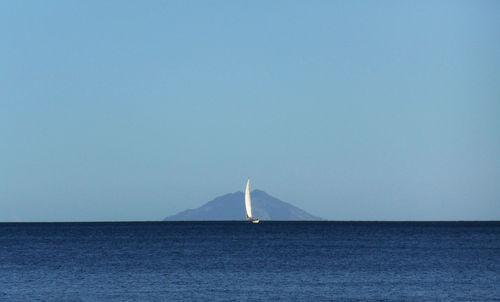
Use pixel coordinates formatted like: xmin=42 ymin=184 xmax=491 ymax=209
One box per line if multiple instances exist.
xmin=245 ymin=179 xmax=253 ymax=219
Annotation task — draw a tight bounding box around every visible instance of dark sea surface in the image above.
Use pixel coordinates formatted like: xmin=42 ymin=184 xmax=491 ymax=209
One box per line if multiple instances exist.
xmin=0 ymin=221 xmax=499 ymax=301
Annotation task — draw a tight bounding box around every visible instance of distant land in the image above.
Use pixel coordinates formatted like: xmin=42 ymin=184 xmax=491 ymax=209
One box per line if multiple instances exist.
xmin=164 ymin=190 xmax=322 ymax=221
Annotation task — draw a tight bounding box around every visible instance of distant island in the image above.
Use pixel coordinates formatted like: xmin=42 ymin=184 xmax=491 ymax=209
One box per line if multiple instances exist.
xmin=165 ymin=190 xmax=322 ymax=221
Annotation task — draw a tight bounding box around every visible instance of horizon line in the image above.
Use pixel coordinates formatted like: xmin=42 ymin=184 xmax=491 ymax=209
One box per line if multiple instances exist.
xmin=1 ymin=220 xmax=499 ymax=224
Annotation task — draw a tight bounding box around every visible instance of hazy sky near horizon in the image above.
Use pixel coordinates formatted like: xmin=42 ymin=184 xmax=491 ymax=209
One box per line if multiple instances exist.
xmin=1 ymin=1 xmax=499 ymax=221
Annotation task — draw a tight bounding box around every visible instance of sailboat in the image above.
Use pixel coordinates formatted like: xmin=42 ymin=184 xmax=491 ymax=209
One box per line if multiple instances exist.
xmin=245 ymin=179 xmax=260 ymax=223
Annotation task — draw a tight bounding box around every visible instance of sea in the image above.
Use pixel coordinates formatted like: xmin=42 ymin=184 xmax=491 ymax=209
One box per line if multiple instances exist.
xmin=0 ymin=221 xmax=499 ymax=301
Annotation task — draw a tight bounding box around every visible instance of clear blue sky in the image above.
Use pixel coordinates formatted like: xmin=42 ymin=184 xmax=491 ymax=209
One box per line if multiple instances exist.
xmin=1 ymin=1 xmax=499 ymax=221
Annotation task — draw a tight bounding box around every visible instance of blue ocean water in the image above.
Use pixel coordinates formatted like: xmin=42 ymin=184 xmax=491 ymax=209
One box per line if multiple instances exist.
xmin=0 ymin=221 xmax=499 ymax=301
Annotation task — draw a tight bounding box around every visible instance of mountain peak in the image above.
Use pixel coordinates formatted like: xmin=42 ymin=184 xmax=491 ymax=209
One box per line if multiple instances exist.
xmin=164 ymin=190 xmax=321 ymax=221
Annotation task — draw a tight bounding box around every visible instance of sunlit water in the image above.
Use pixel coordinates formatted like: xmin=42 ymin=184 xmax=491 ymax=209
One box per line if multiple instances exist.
xmin=1 ymin=221 xmax=499 ymax=301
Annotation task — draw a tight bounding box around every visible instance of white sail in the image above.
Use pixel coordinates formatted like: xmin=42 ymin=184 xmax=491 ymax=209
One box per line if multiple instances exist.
xmin=245 ymin=179 xmax=253 ymax=218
